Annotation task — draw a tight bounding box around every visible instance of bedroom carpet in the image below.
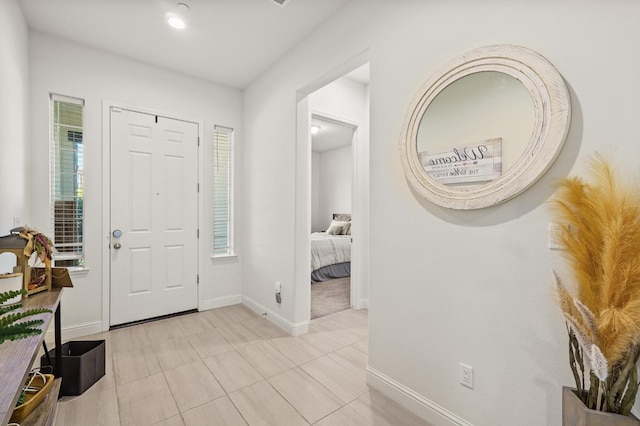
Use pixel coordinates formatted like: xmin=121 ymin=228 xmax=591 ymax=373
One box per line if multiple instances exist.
xmin=311 ymin=277 xmax=350 ymax=319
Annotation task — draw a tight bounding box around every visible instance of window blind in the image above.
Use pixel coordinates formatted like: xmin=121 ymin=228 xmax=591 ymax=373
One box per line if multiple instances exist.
xmin=213 ymin=126 xmax=233 ymax=256
xmin=50 ymin=94 xmax=85 ymax=267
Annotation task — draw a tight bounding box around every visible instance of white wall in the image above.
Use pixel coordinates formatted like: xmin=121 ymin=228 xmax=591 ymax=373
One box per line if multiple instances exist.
xmin=28 ymin=32 xmax=244 ymax=336
xmin=243 ymin=62 xmax=369 ymax=326
xmin=315 ymin=145 xmax=353 ymax=231
xmin=243 ymin=1 xmax=640 ymax=425
xmin=0 ymin=0 xmax=29 ymax=272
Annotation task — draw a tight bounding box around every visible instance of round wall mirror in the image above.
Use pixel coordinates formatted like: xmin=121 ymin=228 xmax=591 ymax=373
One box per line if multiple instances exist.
xmin=400 ymin=45 xmax=571 ymax=209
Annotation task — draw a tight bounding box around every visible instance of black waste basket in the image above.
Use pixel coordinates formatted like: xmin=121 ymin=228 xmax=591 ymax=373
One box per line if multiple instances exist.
xmin=41 ymin=340 xmax=105 ymax=396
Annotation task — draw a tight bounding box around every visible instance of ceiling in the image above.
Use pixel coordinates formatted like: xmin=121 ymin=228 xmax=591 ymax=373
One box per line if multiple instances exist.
xmin=19 ymin=0 xmax=350 ymax=89
xmin=311 ymin=116 xmax=355 ymax=153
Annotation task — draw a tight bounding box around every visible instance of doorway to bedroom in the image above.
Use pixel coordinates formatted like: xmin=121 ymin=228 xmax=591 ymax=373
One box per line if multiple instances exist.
xmin=310 ymin=115 xmax=356 ymax=318
xmin=304 ymin=62 xmax=370 ymax=320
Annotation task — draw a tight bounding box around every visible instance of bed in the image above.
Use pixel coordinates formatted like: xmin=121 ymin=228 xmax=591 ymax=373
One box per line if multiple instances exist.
xmin=311 ymin=214 xmax=352 ymax=282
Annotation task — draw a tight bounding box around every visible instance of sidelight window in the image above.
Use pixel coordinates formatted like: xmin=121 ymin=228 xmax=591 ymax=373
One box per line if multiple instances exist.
xmin=50 ymin=94 xmax=84 ymax=267
xmin=213 ymin=126 xmax=234 ymax=257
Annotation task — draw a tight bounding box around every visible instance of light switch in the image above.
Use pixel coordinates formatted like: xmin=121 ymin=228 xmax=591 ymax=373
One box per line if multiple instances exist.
xmin=549 ymin=223 xmax=564 ymax=250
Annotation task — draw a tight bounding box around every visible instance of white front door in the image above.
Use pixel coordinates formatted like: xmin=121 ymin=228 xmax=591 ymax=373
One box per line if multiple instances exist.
xmin=110 ymin=108 xmax=198 ymax=326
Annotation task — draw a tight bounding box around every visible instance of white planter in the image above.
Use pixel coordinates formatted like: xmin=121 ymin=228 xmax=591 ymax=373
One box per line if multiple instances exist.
xmin=0 ymin=273 xmax=23 ymax=305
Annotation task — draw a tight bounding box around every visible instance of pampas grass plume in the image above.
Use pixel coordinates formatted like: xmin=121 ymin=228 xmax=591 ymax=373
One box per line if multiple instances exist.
xmin=550 ymin=154 xmax=640 ymax=367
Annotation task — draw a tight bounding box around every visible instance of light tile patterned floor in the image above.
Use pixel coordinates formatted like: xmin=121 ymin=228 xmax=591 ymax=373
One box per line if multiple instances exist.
xmin=54 ymin=306 xmax=431 ymax=426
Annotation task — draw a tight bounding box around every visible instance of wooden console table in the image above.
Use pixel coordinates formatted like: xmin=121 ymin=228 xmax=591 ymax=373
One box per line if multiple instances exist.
xmin=0 ymin=288 xmax=63 ymax=426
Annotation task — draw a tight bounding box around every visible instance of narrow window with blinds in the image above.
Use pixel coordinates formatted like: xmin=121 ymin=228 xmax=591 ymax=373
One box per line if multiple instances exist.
xmin=50 ymin=94 xmax=85 ymax=268
xmin=213 ymin=126 xmax=234 ymax=256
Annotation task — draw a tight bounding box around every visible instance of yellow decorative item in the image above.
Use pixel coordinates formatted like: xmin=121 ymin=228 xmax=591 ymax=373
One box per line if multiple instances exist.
xmin=10 ymin=372 xmax=54 ymax=423
xmin=550 ymin=154 xmax=640 ymax=416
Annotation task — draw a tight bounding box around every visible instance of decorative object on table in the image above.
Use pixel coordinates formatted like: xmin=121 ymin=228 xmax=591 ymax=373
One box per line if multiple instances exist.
xmin=550 ymin=154 xmax=640 ymax=422
xmin=0 ymin=227 xmax=53 ymax=296
xmin=10 ymin=370 xmax=55 ymax=423
xmin=50 ymin=267 xmax=74 ymax=288
xmin=0 ymin=273 xmax=23 ymax=305
xmin=0 ymin=289 xmax=52 ymax=344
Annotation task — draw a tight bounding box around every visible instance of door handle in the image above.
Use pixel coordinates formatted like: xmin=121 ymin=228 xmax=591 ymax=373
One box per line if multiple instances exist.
xmin=112 ymin=229 xmax=122 ymax=250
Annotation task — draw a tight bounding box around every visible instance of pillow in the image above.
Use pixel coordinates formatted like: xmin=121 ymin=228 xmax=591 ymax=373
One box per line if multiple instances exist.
xmin=326 ymin=220 xmax=349 ymax=235
xmin=342 ymin=222 xmax=351 ymax=235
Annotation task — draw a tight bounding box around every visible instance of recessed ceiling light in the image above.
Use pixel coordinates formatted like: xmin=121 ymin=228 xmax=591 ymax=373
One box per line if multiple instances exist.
xmin=311 ymin=125 xmax=322 ymax=135
xmin=167 ymin=15 xmax=185 ymax=29
xmin=167 ymin=3 xmax=189 ymax=30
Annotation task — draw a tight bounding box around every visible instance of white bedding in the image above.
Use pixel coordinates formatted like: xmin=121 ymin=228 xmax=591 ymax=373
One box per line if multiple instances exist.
xmin=310 ymin=232 xmax=351 ymax=272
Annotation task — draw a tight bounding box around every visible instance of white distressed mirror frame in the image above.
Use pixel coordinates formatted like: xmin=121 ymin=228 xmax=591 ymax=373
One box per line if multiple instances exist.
xmin=400 ymin=45 xmax=571 ymax=209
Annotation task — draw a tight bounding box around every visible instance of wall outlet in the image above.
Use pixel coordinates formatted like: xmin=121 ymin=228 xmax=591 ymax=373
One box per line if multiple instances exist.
xmin=460 ymin=363 xmax=473 ymax=389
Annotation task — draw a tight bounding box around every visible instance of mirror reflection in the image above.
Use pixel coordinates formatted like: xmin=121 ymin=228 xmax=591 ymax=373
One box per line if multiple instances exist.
xmin=416 ymin=71 xmax=534 ymax=186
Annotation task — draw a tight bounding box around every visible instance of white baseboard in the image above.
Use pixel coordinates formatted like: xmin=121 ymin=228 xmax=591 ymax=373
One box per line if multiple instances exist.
xmin=366 ymin=366 xmax=474 ymax=426
xmin=242 ymin=295 xmax=309 ymax=336
xmin=199 ymin=294 xmax=242 ymax=311
xmin=43 ymin=295 xmax=241 ymax=345
xmin=44 ymin=320 xmax=103 ymax=345
xmin=359 ymin=298 xmax=369 ymax=309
